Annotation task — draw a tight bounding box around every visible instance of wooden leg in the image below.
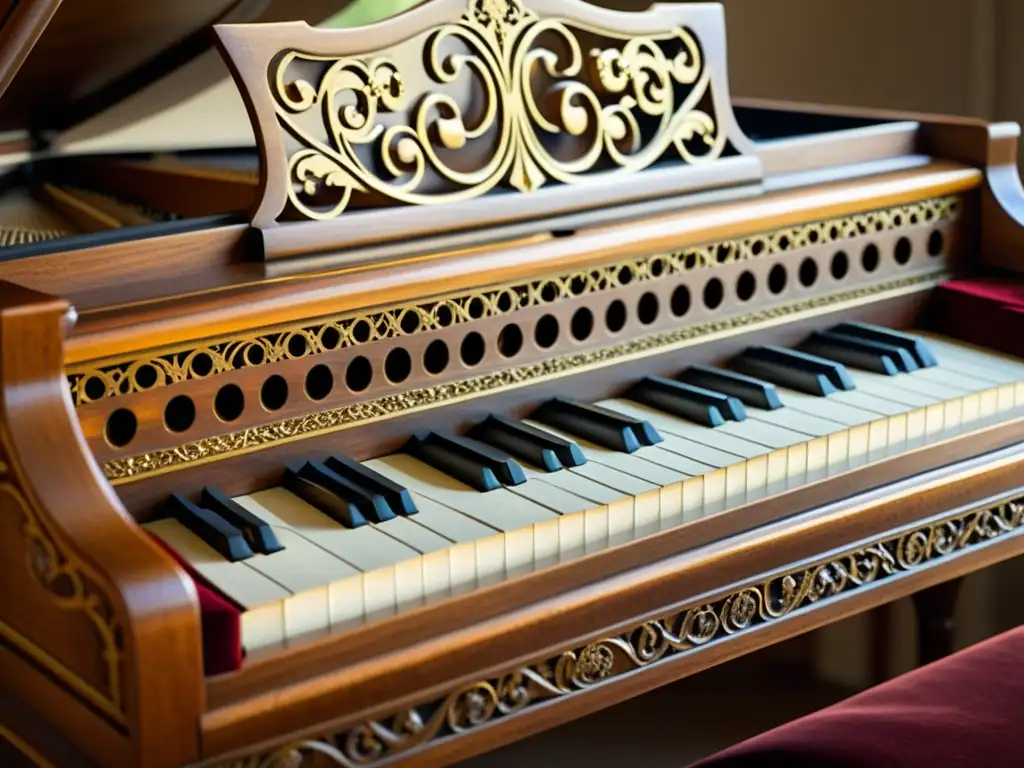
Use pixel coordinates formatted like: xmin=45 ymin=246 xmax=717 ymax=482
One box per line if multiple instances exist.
xmin=911 ymin=577 xmax=964 ymax=665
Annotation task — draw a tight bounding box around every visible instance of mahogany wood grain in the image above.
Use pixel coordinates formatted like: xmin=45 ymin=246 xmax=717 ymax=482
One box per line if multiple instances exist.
xmin=0 ymin=281 xmax=202 ymax=768
xmin=199 ymin=447 xmax=1024 ymax=757
xmin=0 ymin=223 xmax=249 ymax=306
xmin=0 ymin=0 xmax=62 ymax=108
xmin=63 ymin=162 xmax=979 ymax=365
xmin=736 ymin=97 xmax=1024 ymax=274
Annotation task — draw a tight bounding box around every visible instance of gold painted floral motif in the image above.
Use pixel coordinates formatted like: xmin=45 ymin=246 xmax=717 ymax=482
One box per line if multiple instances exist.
xmin=274 ymin=0 xmax=725 ymax=221
xmin=218 ymin=496 xmax=1023 ymax=767
xmin=68 ymin=195 xmax=959 ymax=406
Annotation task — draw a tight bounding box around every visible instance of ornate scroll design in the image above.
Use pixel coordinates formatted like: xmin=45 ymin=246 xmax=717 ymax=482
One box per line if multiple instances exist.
xmin=102 ymin=269 xmax=947 ymax=481
xmin=221 ymin=497 xmax=1024 ymax=768
xmin=272 ymin=0 xmax=726 ymax=221
xmin=0 ymin=448 xmax=126 ymax=724
xmin=67 ymin=195 xmax=959 ymax=405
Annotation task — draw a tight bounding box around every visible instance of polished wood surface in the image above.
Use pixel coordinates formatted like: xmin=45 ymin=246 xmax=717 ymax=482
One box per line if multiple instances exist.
xmin=0 ymin=2 xmax=1022 ymax=767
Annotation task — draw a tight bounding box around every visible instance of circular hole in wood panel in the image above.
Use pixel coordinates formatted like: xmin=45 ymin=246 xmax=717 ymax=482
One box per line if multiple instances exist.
xmin=461 ymin=332 xmax=485 ymax=366
xmin=534 ymin=315 xmax=559 ymax=348
xmin=703 ymin=277 xmax=724 ymax=309
xmin=498 ymin=324 xmax=523 ymax=357
xmin=260 ymin=375 xmax=289 ymax=411
xmin=605 ymin=299 xmax=627 ymax=333
xmin=343 ymin=358 xmax=370 ymax=393
xmin=84 ymin=376 xmax=106 ymax=401
xmin=424 ymin=339 xmax=449 ymax=374
xmin=861 ymin=244 xmax=880 ymax=272
xmin=287 ymin=334 xmax=308 ymax=357
xmin=105 ymin=408 xmax=137 ymax=448
xmin=164 ymin=394 xmax=196 ymax=432
xmin=671 ymin=284 xmax=691 ymax=317
xmin=319 ymin=326 xmax=341 ymax=350
xmin=799 ymin=257 xmax=818 ymax=287
xmin=768 ymin=264 xmax=788 ymax=294
xmin=831 ymin=251 xmax=849 ymax=280
xmin=894 ymin=236 xmax=913 ymax=265
xmin=384 ymin=348 xmax=412 ymax=384
xmin=135 ymin=364 xmax=158 ymax=389
xmin=736 ymin=271 xmax=756 ymax=301
xmin=637 ymin=292 xmax=659 ymax=325
xmin=928 ymin=230 xmax=944 ymax=257
xmin=214 ymin=384 xmax=245 ymax=422
xmin=570 ymin=307 xmax=594 ymax=340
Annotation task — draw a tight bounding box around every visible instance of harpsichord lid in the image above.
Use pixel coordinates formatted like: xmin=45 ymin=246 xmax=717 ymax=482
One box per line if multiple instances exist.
xmin=0 ymin=0 xmax=358 ymax=138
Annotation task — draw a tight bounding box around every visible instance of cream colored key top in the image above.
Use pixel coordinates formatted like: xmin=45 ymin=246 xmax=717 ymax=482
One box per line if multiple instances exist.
xmin=404 ymin=493 xmax=497 ymax=542
xmin=717 ymin=417 xmax=809 ymax=449
xmin=507 ymin=474 xmax=594 ymax=514
xmin=912 ymin=367 xmax=990 ymax=392
xmin=144 ymin=518 xmax=289 ymax=608
xmin=745 ymin=404 xmax=845 ymax=437
xmin=238 ymin=488 xmax=420 ymax=572
xmin=915 ymin=333 xmax=1024 ymax=380
xmin=774 ymin=388 xmax=877 ymax=426
xmin=366 ymin=454 xmax=559 ymax=530
xmin=848 ymin=371 xmax=942 ymax=406
xmin=375 ymin=516 xmax=451 ymax=552
xmin=598 ymin=399 xmax=769 ymax=460
xmin=831 ymin=388 xmax=908 ymax=416
xmin=522 ymin=419 xmax=690 ymax=486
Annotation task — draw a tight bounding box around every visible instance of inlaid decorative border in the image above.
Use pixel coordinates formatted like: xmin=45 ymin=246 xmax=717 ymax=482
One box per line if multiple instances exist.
xmin=219 ymin=495 xmax=1024 ymax=768
xmin=67 ymin=195 xmax=959 ymax=406
xmin=0 ymin=446 xmax=125 ymax=726
xmin=103 ymin=269 xmax=946 ymax=482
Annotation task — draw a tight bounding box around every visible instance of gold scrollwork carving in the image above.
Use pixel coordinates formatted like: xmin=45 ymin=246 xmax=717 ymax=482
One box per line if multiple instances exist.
xmin=274 ymin=0 xmax=725 ymax=221
xmin=0 ymin=450 xmax=125 ymax=724
xmin=102 ymin=269 xmax=947 ymax=482
xmin=220 ymin=497 xmax=1024 ymax=768
xmin=67 ymin=195 xmax=959 ymax=405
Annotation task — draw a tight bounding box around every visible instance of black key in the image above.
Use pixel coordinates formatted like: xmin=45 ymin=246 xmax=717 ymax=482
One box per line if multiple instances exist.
xmin=799 ymin=331 xmax=916 ymax=376
xmin=470 ymin=415 xmax=586 ymax=472
xmin=830 ymin=321 xmax=938 ymax=368
xmin=283 ymin=462 xmax=369 ymax=529
xmin=405 ymin=431 xmax=526 ymax=492
xmin=532 ymin=397 xmax=662 ymax=453
xmin=324 ymin=454 xmax=418 ymax=516
xmin=627 ymin=376 xmax=747 ymax=427
xmin=678 ymin=365 xmax=783 ymax=410
xmin=166 ymin=493 xmax=253 ymax=562
xmin=201 ymin=487 xmax=284 ymax=554
xmin=302 ymin=460 xmax=395 ymax=523
xmin=733 ymin=346 xmax=855 ymax=396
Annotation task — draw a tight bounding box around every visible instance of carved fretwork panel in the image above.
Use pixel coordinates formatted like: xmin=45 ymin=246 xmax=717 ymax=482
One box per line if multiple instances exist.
xmin=214 ymin=0 xmax=755 ymax=236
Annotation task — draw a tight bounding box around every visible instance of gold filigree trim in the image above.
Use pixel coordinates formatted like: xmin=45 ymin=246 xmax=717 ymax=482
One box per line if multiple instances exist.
xmin=0 ymin=452 xmax=125 ymax=723
xmin=274 ymin=0 xmax=725 ymax=221
xmin=219 ymin=496 xmax=1024 ymax=767
xmin=68 ymin=195 xmax=959 ymax=405
xmin=103 ymin=269 xmax=946 ymax=482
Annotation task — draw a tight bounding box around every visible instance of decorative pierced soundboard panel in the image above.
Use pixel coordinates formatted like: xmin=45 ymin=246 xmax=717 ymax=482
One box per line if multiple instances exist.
xmin=214 ymin=0 xmax=755 ymax=238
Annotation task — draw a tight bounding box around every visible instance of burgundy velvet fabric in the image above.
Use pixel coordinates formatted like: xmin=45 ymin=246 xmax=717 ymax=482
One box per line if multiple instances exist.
xmin=148 ymin=535 xmax=243 ymax=676
xmin=691 ymin=626 xmax=1024 ymax=768
xmin=931 ymin=277 xmax=1024 ymax=358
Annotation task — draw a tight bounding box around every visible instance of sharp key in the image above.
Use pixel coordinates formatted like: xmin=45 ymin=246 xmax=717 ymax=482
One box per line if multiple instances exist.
xmin=201 ymin=486 xmax=284 ymax=554
xmin=734 ymin=346 xmax=855 ymax=396
xmin=283 ymin=462 xmax=369 ymax=529
xmin=324 ymin=454 xmax=418 ymax=516
xmin=405 ymin=431 xmax=526 ymax=491
xmin=165 ymin=493 xmax=253 ymax=562
xmin=627 ymin=376 xmax=747 ymax=426
xmin=678 ymin=365 xmax=783 ymax=410
xmin=470 ymin=415 xmax=586 ymax=472
xmin=831 ymin=322 xmax=938 ymax=368
xmin=798 ymin=331 xmax=910 ymax=375
xmin=532 ymin=397 xmax=662 ymax=453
